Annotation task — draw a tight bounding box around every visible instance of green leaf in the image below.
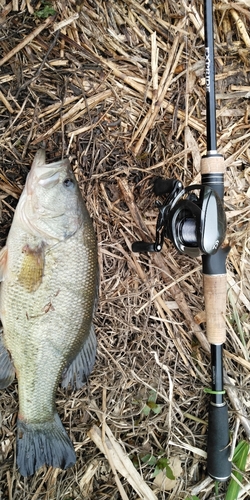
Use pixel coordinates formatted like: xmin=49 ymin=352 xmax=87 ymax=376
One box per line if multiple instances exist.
xmin=34 ymin=3 xmax=56 ymax=18
xmin=165 ymin=464 xmax=175 ymax=480
xmin=142 ymin=404 xmax=151 ymax=416
xmin=225 ymin=441 xmax=250 ymax=500
xmin=233 ymin=441 xmax=249 ymax=468
xmin=146 ymin=400 xmax=163 ymax=414
xmin=148 ymin=390 xmax=157 ymax=403
xmin=153 ymin=465 xmax=161 ymax=477
xmin=157 ymin=457 xmax=169 ymax=469
xmin=152 ymin=404 xmax=163 ymax=415
xmin=141 ymin=454 xmax=157 ymax=466
xmin=156 ymin=458 xmax=175 ymax=480
xmin=185 ymin=496 xmax=200 ymax=500
xmin=152 ymin=463 xmax=175 ymax=480
xmin=147 ymin=401 xmax=158 ymax=410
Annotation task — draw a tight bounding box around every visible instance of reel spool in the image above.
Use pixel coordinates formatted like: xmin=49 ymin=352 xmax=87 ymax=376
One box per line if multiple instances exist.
xmin=132 ymin=177 xmax=226 ymax=258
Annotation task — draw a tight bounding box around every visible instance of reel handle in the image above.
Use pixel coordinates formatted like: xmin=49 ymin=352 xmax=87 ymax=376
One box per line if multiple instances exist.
xmin=131 ymin=241 xmax=160 ymax=253
xmin=153 ymin=177 xmax=181 ymax=196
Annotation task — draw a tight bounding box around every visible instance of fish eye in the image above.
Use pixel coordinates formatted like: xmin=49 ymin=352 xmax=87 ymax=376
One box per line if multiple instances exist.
xmin=63 ymin=178 xmax=74 ymax=188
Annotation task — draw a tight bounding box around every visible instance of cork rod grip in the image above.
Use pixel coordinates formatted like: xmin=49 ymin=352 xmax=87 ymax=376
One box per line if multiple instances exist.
xmin=203 ymin=274 xmax=227 ymax=344
xmin=201 ymin=156 xmax=225 ymax=175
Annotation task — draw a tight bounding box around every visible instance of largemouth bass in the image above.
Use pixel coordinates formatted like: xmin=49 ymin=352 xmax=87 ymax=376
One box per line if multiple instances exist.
xmin=0 ymin=149 xmax=98 ymax=476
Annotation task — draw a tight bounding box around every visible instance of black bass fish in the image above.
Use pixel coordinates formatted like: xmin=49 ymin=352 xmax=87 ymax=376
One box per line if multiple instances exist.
xmin=0 ymin=149 xmax=98 ymax=476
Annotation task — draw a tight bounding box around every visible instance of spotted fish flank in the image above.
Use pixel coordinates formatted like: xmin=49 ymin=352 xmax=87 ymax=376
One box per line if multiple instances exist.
xmin=17 ymin=243 xmax=45 ymax=292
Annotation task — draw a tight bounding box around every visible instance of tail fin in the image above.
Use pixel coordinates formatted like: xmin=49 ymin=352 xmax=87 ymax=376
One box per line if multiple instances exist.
xmin=16 ymin=413 xmax=76 ymax=476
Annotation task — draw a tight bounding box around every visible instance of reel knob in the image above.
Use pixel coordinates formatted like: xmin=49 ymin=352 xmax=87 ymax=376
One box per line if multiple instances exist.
xmin=131 ymin=241 xmax=162 ymax=253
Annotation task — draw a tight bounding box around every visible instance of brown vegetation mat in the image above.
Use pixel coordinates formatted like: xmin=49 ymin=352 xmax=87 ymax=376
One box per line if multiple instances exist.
xmin=0 ymin=0 xmax=250 ymax=498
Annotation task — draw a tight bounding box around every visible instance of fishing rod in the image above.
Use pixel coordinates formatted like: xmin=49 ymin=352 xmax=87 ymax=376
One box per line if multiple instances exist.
xmin=202 ymin=0 xmax=231 ymax=481
xmin=132 ymin=0 xmax=231 ymax=481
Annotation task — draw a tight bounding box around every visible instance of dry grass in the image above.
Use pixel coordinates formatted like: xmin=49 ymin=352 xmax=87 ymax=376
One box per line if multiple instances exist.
xmin=0 ymin=0 xmax=250 ymax=499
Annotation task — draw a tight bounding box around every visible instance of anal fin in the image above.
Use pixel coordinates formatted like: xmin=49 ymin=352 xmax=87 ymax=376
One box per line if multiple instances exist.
xmin=61 ymin=324 xmax=96 ymax=390
xmin=0 ymin=333 xmax=15 ymax=389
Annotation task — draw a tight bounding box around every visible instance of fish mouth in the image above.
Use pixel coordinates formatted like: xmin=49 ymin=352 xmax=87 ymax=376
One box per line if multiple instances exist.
xmin=27 ymin=149 xmax=71 ymax=194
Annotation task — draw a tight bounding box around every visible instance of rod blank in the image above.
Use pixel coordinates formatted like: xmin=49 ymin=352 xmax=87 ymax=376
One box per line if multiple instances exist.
xmin=204 ymin=0 xmax=217 ymax=153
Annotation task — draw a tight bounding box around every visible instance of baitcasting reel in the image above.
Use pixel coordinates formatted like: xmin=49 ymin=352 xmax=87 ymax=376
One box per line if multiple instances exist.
xmin=132 ymin=177 xmax=226 ymax=258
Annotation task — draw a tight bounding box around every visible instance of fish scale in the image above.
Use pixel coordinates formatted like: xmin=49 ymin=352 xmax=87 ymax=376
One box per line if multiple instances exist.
xmin=0 ymin=149 xmax=98 ymax=476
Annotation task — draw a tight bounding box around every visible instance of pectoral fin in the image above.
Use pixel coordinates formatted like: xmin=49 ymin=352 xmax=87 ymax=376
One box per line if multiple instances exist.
xmin=0 ymin=246 xmax=8 ymax=281
xmin=0 ymin=333 xmax=15 ymax=389
xmin=61 ymin=324 xmax=96 ymax=390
